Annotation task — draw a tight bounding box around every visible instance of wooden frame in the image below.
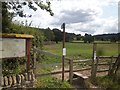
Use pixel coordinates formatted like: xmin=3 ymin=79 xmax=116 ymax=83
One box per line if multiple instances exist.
xmin=0 ymin=33 xmax=34 ymax=72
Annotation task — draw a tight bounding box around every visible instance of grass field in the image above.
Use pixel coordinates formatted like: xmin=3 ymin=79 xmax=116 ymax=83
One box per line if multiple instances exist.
xmin=43 ymin=42 xmax=118 ymax=60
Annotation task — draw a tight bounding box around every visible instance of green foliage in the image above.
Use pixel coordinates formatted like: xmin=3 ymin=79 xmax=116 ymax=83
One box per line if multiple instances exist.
xmin=10 ymin=23 xmax=44 ymax=48
xmin=40 ymin=27 xmax=55 ymax=41
xmin=2 ymin=2 xmax=12 ymax=33
xmin=83 ymin=33 xmax=94 ymax=43
xmin=35 ymin=76 xmax=72 ymax=88
xmin=76 ymin=34 xmax=82 ymax=40
xmin=97 ymin=76 xmax=113 ymax=88
xmin=94 ymin=33 xmax=119 ymax=42
xmin=52 ymin=28 xmax=76 ymax=43
xmin=66 ymin=33 xmax=76 ymax=42
xmin=2 ymin=58 xmax=26 ymax=76
xmin=52 ymin=28 xmax=63 ymax=43
xmin=96 ymin=76 xmax=120 ymax=90
xmin=6 ymin=1 xmax=54 ymax=17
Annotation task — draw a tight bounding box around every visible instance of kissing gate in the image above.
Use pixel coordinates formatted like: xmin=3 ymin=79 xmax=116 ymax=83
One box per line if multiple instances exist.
xmin=0 ymin=33 xmax=35 ymax=89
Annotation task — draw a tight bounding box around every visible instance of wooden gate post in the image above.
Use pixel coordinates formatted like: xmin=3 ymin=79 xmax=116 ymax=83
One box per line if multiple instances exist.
xmin=108 ymin=56 xmax=113 ymax=76
xmin=91 ymin=43 xmax=97 ymax=81
xmin=26 ymin=39 xmax=31 ymax=72
xmin=94 ymin=56 xmax=99 ymax=78
xmin=0 ymin=59 xmax=2 ymax=87
xmin=33 ymin=46 xmax=36 ymax=78
xmin=69 ymin=59 xmax=73 ymax=84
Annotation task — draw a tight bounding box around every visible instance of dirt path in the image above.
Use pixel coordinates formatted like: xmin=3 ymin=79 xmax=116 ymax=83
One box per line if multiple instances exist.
xmin=52 ymin=65 xmax=108 ymax=80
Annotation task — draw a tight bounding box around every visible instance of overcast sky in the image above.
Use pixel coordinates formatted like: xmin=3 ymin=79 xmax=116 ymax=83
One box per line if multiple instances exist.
xmin=13 ymin=0 xmax=119 ymax=35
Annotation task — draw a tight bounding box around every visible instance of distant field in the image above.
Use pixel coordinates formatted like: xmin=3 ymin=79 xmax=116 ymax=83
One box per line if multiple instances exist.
xmin=72 ymin=40 xmax=111 ymax=43
xmin=43 ymin=42 xmax=118 ymax=59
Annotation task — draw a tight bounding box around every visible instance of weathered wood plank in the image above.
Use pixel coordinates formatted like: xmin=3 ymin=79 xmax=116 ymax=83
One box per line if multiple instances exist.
xmin=98 ymin=56 xmax=117 ymax=59
xmin=73 ymin=72 xmax=89 ymax=88
xmin=36 ymin=67 xmax=91 ymax=77
xmin=108 ymin=56 xmax=114 ymax=76
xmin=97 ymin=69 xmax=109 ymax=72
xmin=73 ymin=72 xmax=88 ymax=79
xmin=73 ymin=59 xmax=91 ymax=63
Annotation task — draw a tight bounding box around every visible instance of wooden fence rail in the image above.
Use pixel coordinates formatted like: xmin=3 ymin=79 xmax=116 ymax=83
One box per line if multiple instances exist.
xmin=97 ymin=56 xmax=118 ymax=58
xmin=73 ymin=59 xmax=91 ymax=63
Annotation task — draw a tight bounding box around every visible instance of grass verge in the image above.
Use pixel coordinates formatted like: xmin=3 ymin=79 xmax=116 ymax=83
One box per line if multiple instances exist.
xmin=95 ymin=76 xmax=120 ymax=90
xmin=35 ymin=76 xmax=73 ymax=88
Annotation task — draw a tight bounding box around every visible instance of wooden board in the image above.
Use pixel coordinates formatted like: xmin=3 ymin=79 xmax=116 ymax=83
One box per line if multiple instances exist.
xmin=0 ymin=38 xmax=26 ymax=58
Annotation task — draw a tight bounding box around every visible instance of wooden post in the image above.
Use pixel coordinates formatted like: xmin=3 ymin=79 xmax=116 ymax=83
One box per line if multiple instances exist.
xmin=26 ymin=39 xmax=31 ymax=72
xmin=91 ymin=43 xmax=97 ymax=81
xmin=0 ymin=2 xmax=1 ymax=36
xmin=0 ymin=59 xmax=2 ymax=87
xmin=61 ymin=23 xmax=65 ymax=82
xmin=94 ymin=56 xmax=99 ymax=78
xmin=109 ymin=55 xmax=120 ymax=76
xmin=33 ymin=46 xmax=36 ymax=78
xmin=108 ymin=56 xmax=113 ymax=76
xmin=69 ymin=59 xmax=73 ymax=84
xmin=114 ymin=54 xmax=120 ymax=75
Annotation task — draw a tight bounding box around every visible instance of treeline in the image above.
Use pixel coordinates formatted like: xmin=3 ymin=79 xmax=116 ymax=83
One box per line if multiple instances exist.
xmin=36 ymin=27 xmax=119 ymax=43
xmin=36 ymin=28 xmax=76 ymax=43
xmin=94 ymin=33 xmax=120 ymax=42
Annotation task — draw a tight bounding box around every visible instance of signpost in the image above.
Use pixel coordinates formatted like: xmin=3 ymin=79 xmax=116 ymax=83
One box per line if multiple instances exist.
xmin=61 ymin=23 xmax=66 ymax=81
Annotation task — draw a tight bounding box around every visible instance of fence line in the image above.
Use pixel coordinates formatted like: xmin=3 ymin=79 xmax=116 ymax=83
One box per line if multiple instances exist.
xmin=33 ymin=47 xmax=92 ymax=84
xmin=33 ymin=47 xmax=118 ymax=84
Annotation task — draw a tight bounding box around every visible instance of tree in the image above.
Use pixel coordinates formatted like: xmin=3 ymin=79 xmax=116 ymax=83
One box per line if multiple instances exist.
xmin=52 ymin=28 xmax=76 ymax=43
xmin=42 ymin=27 xmax=55 ymax=41
xmin=52 ymin=28 xmax=62 ymax=43
xmin=2 ymin=1 xmax=54 ymax=33
xmin=2 ymin=2 xmax=12 ymax=33
xmin=83 ymin=33 xmax=94 ymax=43
xmin=7 ymin=1 xmax=54 ymax=17
xmin=65 ymin=33 xmax=76 ymax=42
xmin=76 ymin=34 xmax=82 ymax=40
